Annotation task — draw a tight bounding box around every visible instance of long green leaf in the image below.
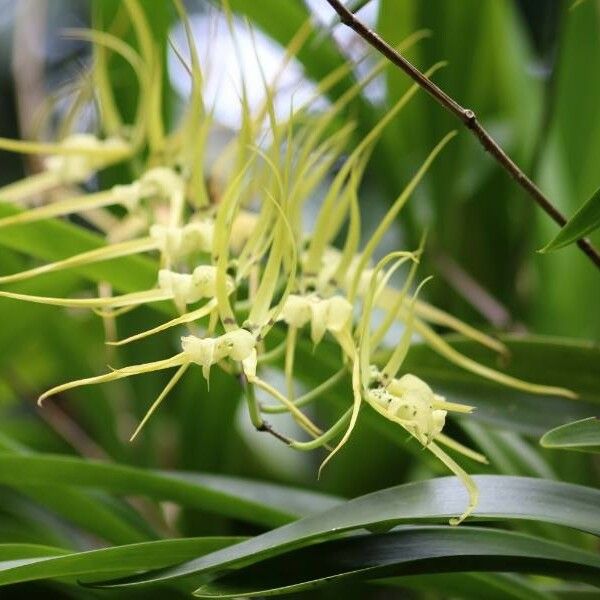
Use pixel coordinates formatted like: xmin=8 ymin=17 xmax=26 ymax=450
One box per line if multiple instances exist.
xmin=0 ymin=437 xmax=155 ymax=546
xmin=541 ymin=417 xmax=600 ymax=453
xmin=0 ymin=204 xmax=156 ymax=293
xmin=541 ymin=187 xmax=600 ymax=252
xmin=0 ymin=544 xmax=69 ymax=561
xmin=0 ymin=538 xmax=240 ymax=587
xmin=192 ymin=527 xmax=600 ymax=597
xmin=12 ymin=485 xmax=154 ymax=546
xmin=96 ymin=475 xmax=600 ymax=587
xmin=0 ymin=453 xmax=341 ymax=528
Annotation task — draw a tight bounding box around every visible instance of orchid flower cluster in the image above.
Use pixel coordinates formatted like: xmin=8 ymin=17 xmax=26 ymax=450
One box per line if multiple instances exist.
xmin=0 ymin=1 xmax=575 ymax=524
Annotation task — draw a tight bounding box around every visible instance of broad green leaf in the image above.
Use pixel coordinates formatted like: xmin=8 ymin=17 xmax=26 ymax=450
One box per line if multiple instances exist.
xmin=97 ymin=475 xmax=600 ymax=587
xmin=0 ymin=204 xmax=156 ymax=293
xmin=534 ymin=0 xmax=600 ymax=339
xmin=461 ymin=421 xmax=555 ymax=479
xmin=0 ymin=273 xmax=82 ymax=350
xmin=541 ymin=417 xmax=600 ymax=453
xmin=0 ymin=538 xmax=240 ymax=587
xmin=0 ymin=544 xmax=69 ymax=561
xmin=192 ymin=527 xmax=600 ymax=597
xmin=12 ymin=485 xmax=154 ymax=546
xmin=0 ymin=453 xmax=341 ymax=528
xmin=0 ymin=436 xmax=155 ymax=546
xmin=539 ymin=582 xmax=600 ymax=599
xmin=541 ymin=187 xmax=600 ymax=252
xmin=377 ymin=0 xmax=541 ymax=298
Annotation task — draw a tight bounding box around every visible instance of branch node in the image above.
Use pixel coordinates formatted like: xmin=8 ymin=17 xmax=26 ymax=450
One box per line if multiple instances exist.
xmin=464 ymin=109 xmax=476 ymax=125
xmin=257 ymin=420 xmax=292 ymax=445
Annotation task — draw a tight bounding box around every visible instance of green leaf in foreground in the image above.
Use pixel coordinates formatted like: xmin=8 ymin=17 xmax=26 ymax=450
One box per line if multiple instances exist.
xmin=541 ymin=417 xmax=600 ymax=453
xmin=0 ymin=538 xmax=241 ymax=587
xmin=380 ymin=572 xmax=556 ymax=600
xmin=540 ymin=186 xmax=600 ymax=252
xmin=193 ymin=527 xmax=600 ymax=597
xmin=0 ymin=204 xmax=156 ymax=293
xmin=0 ymin=454 xmax=341 ymax=528
xmin=97 ymin=475 xmax=600 ymax=588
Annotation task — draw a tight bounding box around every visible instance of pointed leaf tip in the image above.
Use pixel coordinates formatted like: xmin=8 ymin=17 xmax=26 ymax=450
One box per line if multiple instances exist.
xmin=540 ymin=186 xmax=600 ymax=252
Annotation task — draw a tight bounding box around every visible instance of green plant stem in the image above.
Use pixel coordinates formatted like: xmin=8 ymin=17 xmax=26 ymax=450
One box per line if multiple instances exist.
xmin=290 ymin=408 xmax=352 ymax=451
xmin=261 ymin=367 xmax=348 ymax=414
xmin=241 ymin=374 xmax=292 ymax=445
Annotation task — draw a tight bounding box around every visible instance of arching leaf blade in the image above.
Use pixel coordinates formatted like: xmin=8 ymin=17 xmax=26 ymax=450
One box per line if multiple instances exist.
xmin=540 ymin=186 xmax=600 ymax=252
xmin=0 ymin=538 xmax=241 ymax=587
xmin=96 ymin=475 xmax=600 ymax=588
xmin=192 ymin=527 xmax=600 ymax=597
xmin=0 ymin=453 xmax=341 ymax=529
xmin=541 ymin=417 xmax=600 ymax=453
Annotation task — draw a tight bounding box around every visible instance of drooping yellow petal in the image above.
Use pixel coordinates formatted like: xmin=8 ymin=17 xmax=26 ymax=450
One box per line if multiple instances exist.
xmin=0 ymin=189 xmax=123 ymax=230
xmin=348 ymin=131 xmax=456 ymax=301
xmin=129 ymin=363 xmax=189 ymax=441
xmin=414 ymin=318 xmax=577 ymax=399
xmin=415 ymin=299 xmax=507 ymax=355
xmin=435 ymin=433 xmax=488 ymax=465
xmin=0 ymin=171 xmax=62 ymax=204
xmin=0 ymin=288 xmax=172 ymax=309
xmin=108 ymin=299 xmax=218 ymax=346
xmin=318 ymin=349 xmax=362 ymax=477
xmin=0 ymin=237 xmax=155 ymax=284
xmin=428 ymin=441 xmax=479 ymax=525
xmin=38 ymin=353 xmax=187 ymax=405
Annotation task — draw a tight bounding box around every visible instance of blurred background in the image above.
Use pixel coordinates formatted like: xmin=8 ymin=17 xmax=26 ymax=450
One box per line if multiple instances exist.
xmin=0 ymin=0 xmax=598 ymax=578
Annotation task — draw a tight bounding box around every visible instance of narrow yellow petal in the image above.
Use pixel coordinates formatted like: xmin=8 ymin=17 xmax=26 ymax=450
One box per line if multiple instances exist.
xmin=0 ymin=237 xmax=155 ymax=284
xmin=348 ymin=131 xmax=456 ymax=300
xmin=108 ymin=299 xmax=217 ymax=346
xmin=0 ymin=288 xmax=171 ymax=309
xmin=318 ymin=349 xmax=362 ymax=477
xmin=129 ymin=364 xmax=189 ymax=441
xmin=435 ymin=433 xmax=488 ymax=465
xmin=428 ymin=441 xmax=479 ymax=525
xmin=0 ymin=190 xmax=119 ymax=229
xmin=0 ymin=171 xmax=61 ymax=203
xmin=414 ymin=318 xmax=577 ymax=399
xmin=38 ymin=353 xmax=187 ymax=404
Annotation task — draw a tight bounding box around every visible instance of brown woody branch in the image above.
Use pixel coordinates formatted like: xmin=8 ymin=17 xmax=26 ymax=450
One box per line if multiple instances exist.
xmin=324 ymin=0 xmax=600 ymax=271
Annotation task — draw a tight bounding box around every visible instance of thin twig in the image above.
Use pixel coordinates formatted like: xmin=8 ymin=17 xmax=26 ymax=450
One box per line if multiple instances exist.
xmin=433 ymin=253 xmax=525 ymax=332
xmin=324 ymin=0 xmax=600 ymax=271
xmin=12 ymin=0 xmax=48 ymax=175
